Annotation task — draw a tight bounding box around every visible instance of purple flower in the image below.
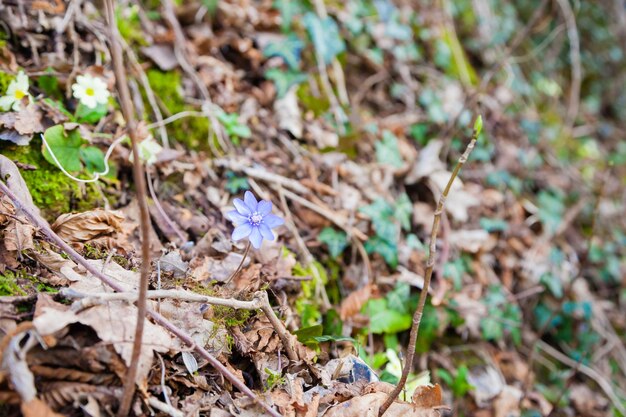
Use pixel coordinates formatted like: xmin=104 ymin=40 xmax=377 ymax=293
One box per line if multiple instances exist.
xmin=227 ymin=191 xmax=284 ymax=249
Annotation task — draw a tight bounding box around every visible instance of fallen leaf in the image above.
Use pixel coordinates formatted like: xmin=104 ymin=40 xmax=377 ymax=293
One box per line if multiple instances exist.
xmin=274 ymin=87 xmax=303 ymax=138
xmin=340 ymin=284 xmax=379 ymax=321
xmin=323 ymin=392 xmax=441 ymax=417
xmin=412 ymin=384 xmax=443 ymax=408
xmin=51 ymin=209 xmax=124 ymax=245
xmin=141 ymin=44 xmax=178 ymax=71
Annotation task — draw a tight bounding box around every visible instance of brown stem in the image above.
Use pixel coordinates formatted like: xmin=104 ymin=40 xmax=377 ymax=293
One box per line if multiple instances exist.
xmin=0 ymin=181 xmax=283 ymax=417
xmin=224 ymin=242 xmax=251 ymax=284
xmin=378 ymin=121 xmax=480 ymax=416
xmin=103 ymin=1 xmax=159 ymax=414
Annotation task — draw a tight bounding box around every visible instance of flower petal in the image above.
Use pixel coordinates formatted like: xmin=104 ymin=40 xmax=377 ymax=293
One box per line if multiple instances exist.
xmin=233 ymin=198 xmax=251 ymax=215
xmin=249 ymin=227 xmax=263 ymax=249
xmin=258 ymin=223 xmax=275 ymax=241
xmin=226 ymin=210 xmax=249 ymax=225
xmin=232 ymin=223 xmax=253 ymax=241
xmin=0 ymin=96 xmax=15 ymax=111
xmin=263 ymin=214 xmax=284 ymax=229
xmin=257 ymin=200 xmax=272 ymax=216
xmin=244 ymin=191 xmax=258 ymax=212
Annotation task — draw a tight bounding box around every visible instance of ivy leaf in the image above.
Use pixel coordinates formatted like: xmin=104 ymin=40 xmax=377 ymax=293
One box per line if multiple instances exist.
xmin=42 ymin=125 xmax=85 ymax=172
xmin=386 ymin=282 xmax=410 ymax=314
xmin=366 ymin=298 xmax=411 ymax=334
xmin=360 ymin=198 xmax=394 ymax=222
xmin=225 ymin=171 xmax=249 ymax=194
xmin=365 ymin=235 xmax=398 ymax=268
xmin=303 ymin=13 xmax=345 ymax=65
xmin=394 ymin=193 xmax=412 ymax=231
xmin=319 ymin=227 xmax=349 ymax=258
xmin=263 ymin=34 xmax=304 ymax=70
xmin=272 ymin=0 xmax=305 ymax=32
xmin=80 ymin=146 xmax=105 ymax=173
xmin=264 ymin=68 xmax=308 ymax=98
xmin=75 ymin=102 xmax=108 ymax=124
xmin=376 ymin=130 xmax=403 ymax=168
xmin=216 ymin=110 xmax=251 ymax=144
xmin=480 ymin=315 xmax=503 ymax=341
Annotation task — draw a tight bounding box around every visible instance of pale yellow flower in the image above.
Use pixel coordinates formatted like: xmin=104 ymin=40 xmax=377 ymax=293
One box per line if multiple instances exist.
xmin=0 ymin=71 xmax=31 ymax=111
xmin=72 ymin=74 xmax=110 ymax=109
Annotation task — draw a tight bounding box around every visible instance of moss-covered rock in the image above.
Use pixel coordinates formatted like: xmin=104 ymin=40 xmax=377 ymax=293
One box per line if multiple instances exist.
xmin=0 ymin=138 xmax=103 ymax=220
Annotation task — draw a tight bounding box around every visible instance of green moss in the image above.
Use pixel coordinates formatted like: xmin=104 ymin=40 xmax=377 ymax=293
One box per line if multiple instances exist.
xmin=0 ymin=71 xmax=15 ymax=95
xmin=0 ymin=138 xmax=102 ymax=220
xmin=212 ymin=305 xmax=254 ymax=327
xmin=297 ymin=80 xmax=330 ymax=117
xmin=83 ymin=243 xmax=131 ymax=269
xmin=0 ymin=271 xmax=26 ymax=296
xmin=146 ymin=70 xmax=212 ymax=150
xmin=0 ymin=270 xmax=57 ymax=296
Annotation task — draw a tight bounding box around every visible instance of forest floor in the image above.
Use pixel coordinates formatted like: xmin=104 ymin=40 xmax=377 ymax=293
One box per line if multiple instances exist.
xmin=0 ymin=1 xmax=625 ymax=416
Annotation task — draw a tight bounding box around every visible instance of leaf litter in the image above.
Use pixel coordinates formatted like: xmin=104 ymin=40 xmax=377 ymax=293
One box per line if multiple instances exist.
xmin=0 ymin=1 xmax=625 ymax=417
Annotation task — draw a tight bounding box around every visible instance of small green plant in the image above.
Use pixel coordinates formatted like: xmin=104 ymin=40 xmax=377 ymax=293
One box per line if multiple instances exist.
xmin=318 ymin=227 xmax=349 ymax=258
xmin=264 ymin=367 xmax=286 ymax=390
xmin=437 ymin=365 xmax=473 ymax=398
xmin=216 ymin=109 xmax=251 ymax=145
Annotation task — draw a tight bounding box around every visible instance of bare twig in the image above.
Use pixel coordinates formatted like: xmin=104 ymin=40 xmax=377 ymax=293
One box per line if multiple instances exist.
xmin=224 ymin=242 xmax=251 ymax=284
xmin=379 ymin=118 xmax=481 ymax=416
xmin=554 ymin=0 xmax=581 ymax=133
xmin=0 ymin=181 xmax=283 ymax=417
xmin=536 ymin=340 xmax=626 ymax=415
xmin=103 ymin=1 xmax=153 ymax=414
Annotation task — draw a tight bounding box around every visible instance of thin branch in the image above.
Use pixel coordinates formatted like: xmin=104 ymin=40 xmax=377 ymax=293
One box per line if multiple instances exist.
xmin=0 ymin=181 xmax=283 ymax=417
xmin=554 ymin=0 xmax=581 ymax=133
xmin=104 ymin=0 xmax=160 ymax=413
xmin=224 ymin=242 xmax=251 ymax=284
xmin=379 ymin=119 xmax=481 ymax=416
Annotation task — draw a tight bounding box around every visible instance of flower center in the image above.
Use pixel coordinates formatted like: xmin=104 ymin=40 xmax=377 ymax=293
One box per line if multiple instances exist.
xmin=249 ymin=212 xmax=263 ymax=225
xmin=85 ymin=87 xmax=95 ymax=96
xmin=14 ymin=90 xmax=26 ymax=100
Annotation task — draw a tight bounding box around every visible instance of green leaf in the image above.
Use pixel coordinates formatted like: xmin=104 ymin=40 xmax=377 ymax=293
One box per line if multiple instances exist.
xmin=80 ymin=146 xmax=105 ymax=173
xmin=264 ymin=68 xmax=308 ymax=98
xmin=303 ymin=13 xmax=346 ymax=65
xmin=294 ymin=324 xmax=323 ymax=344
xmin=386 ymin=282 xmax=410 ymax=314
xmin=479 ymin=217 xmax=509 ymax=232
xmin=42 ymin=125 xmax=85 ymax=172
xmin=364 ymin=235 xmax=398 ymax=268
xmin=480 ymin=315 xmax=503 ymax=341
xmin=272 ymin=0 xmax=305 ymax=32
xmin=225 ymin=171 xmax=249 ymax=194
xmin=394 ymin=193 xmax=412 ymax=231
xmin=319 ymin=227 xmax=349 ymax=258
xmin=360 ymin=198 xmax=394 ymax=223
xmin=376 ymin=131 xmax=403 ymax=168
xmin=75 ymin=102 xmax=108 ymax=124
xmin=474 ymin=115 xmax=483 ymax=135
xmin=263 ymin=34 xmax=304 ymax=70
xmin=366 ymin=299 xmax=411 ymax=334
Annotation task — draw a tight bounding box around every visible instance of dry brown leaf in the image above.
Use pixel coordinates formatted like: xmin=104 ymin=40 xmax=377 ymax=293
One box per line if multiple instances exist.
xmin=340 ymin=284 xmax=379 ymax=321
xmin=51 ymin=209 xmax=124 ymax=245
xmin=3 ymin=219 xmax=35 ymax=252
xmin=32 ymin=266 xmax=178 ymax=385
xmin=412 ymin=384 xmax=443 ymax=408
xmin=14 ymin=106 xmax=44 ymax=135
xmin=323 ymin=392 xmax=441 ymax=417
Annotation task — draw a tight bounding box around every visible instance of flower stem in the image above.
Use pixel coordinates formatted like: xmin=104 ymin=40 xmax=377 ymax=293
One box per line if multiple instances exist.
xmin=225 ymin=242 xmax=251 ymax=284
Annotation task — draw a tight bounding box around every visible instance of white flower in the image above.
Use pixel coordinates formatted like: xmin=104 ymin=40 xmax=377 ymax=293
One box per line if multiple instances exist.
xmin=72 ymin=74 xmax=110 ymax=109
xmin=0 ymin=71 xmax=31 ymax=111
xmin=130 ymin=136 xmax=163 ymax=166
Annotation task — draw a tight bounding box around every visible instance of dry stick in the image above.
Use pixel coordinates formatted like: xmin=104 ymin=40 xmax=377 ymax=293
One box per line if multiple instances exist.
xmin=378 ymin=122 xmax=480 ymax=417
xmin=224 ymin=242 xmax=251 ymax=284
xmin=0 ymin=182 xmax=283 ymax=417
xmin=102 ymin=1 xmax=165 ymax=414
